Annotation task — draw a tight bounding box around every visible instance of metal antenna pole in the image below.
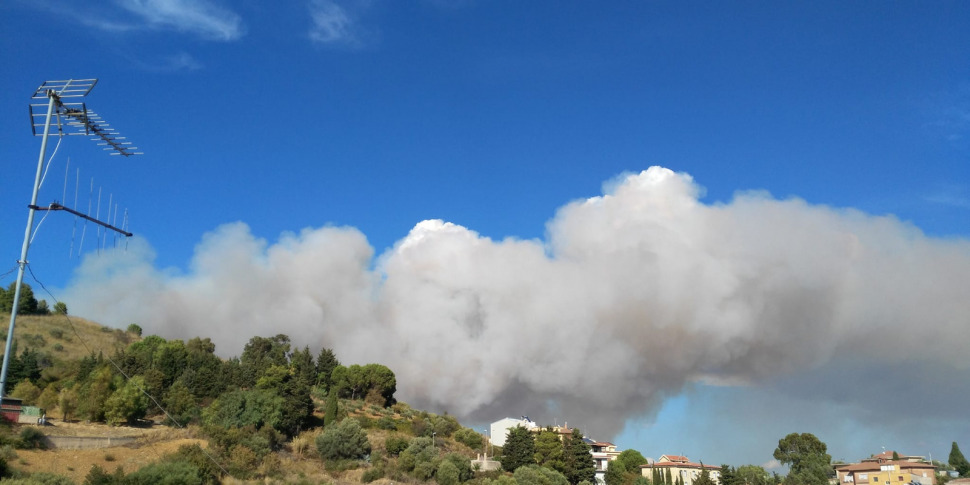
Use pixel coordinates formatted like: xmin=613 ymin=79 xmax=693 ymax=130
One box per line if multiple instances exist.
xmin=0 ymin=92 xmax=57 ymax=399
xmin=0 ymin=79 xmax=141 ymax=401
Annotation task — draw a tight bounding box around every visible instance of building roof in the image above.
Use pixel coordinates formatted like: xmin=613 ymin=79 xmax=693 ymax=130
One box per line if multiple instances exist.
xmin=835 ymin=461 xmax=936 ymax=473
xmin=660 ymin=455 xmax=689 ymax=463
xmin=643 ymin=456 xmax=719 ymax=471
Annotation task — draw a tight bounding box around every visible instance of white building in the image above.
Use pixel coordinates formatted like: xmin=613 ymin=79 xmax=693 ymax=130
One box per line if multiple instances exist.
xmin=489 ymin=416 xmax=538 ymax=447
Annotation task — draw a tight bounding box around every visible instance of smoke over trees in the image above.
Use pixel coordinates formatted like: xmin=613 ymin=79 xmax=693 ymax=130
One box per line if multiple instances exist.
xmin=63 ymin=167 xmax=970 ymax=443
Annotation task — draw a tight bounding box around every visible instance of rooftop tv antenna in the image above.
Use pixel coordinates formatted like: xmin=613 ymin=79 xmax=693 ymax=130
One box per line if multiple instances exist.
xmin=1 ymin=79 xmax=141 ymax=400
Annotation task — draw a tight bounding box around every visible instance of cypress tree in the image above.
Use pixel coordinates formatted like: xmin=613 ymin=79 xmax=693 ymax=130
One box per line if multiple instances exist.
xmin=950 ymin=442 xmax=970 ymax=477
xmin=324 ymin=385 xmax=340 ymax=427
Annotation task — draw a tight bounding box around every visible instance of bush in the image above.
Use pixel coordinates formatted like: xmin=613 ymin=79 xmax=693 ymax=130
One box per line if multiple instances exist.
xmin=514 ymin=465 xmax=569 ymax=485
xmin=385 ymin=436 xmax=410 ymax=456
xmin=362 ymin=467 xmax=384 ymax=483
xmin=227 ymin=445 xmax=260 ymax=479
xmin=377 ymin=415 xmax=397 ymax=430
xmin=316 ymin=419 xmax=371 ymax=461
xmin=125 ymin=460 xmax=202 ymax=485
xmin=2 ymin=472 xmax=74 ymax=484
xmin=454 ymin=427 xmax=484 ymax=450
xmin=17 ymin=427 xmax=47 ymax=450
xmin=48 ymin=329 xmax=64 ymax=340
xmin=437 ymin=459 xmax=460 ymax=485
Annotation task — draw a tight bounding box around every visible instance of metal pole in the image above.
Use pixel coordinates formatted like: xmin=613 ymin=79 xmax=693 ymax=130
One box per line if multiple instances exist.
xmin=0 ymin=90 xmax=58 ymax=400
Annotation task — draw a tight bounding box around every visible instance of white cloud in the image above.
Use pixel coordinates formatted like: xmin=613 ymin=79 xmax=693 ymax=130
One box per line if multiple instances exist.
xmin=34 ymin=0 xmax=246 ymax=40
xmin=307 ymin=0 xmax=373 ymax=46
xmin=116 ymin=0 xmax=245 ymax=40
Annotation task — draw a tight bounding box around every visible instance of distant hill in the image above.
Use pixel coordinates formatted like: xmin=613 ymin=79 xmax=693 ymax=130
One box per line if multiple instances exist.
xmin=0 ymin=314 xmax=139 ymax=362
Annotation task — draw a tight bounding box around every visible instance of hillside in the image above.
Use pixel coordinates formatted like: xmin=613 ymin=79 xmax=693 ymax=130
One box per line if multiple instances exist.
xmin=0 ymin=315 xmax=503 ymax=485
xmin=0 ymin=313 xmax=139 ymax=362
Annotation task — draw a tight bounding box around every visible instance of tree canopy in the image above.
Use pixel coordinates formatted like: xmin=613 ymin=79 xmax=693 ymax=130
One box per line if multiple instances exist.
xmin=773 ymin=433 xmax=832 ymax=485
xmin=502 ymin=426 xmax=536 ymax=472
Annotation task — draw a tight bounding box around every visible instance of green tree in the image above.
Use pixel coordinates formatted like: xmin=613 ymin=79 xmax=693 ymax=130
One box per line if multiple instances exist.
xmin=202 ymin=388 xmax=283 ymax=432
xmin=104 ymin=376 xmax=150 ymax=425
xmin=502 ymin=425 xmax=536 ymax=472
xmin=11 ymin=379 xmax=41 ymax=404
xmin=736 ymin=465 xmax=770 ymax=485
xmin=773 ymin=433 xmax=831 ymax=485
xmin=453 ymin=427 xmax=484 ymax=450
xmin=58 ymin=387 xmax=78 ymax=421
xmin=1 ymin=282 xmax=38 ymax=314
xmin=438 ymin=459 xmax=460 ymax=485
xmin=53 ymin=301 xmax=67 ymax=315
xmin=37 ymin=384 xmax=59 ymax=416
xmin=721 ymin=465 xmax=737 ymax=485
xmin=239 ymin=334 xmax=291 ymax=387
xmin=126 ymin=323 xmax=143 ymax=336
xmin=315 ymin=418 xmax=372 ymax=460
xmin=162 ymin=380 xmax=199 ymax=426
xmin=695 ymin=466 xmax=714 ymax=485
xmin=617 ymin=449 xmax=648 ymax=472
xmin=535 ymin=429 xmax=566 ymax=471
xmin=399 ymin=437 xmax=438 ymax=477
xmin=443 ymin=452 xmax=474 ymax=482
xmin=315 ymin=347 xmax=340 ymax=390
xmin=514 ymin=464 xmax=570 ymax=485
xmin=563 ymin=429 xmax=595 ymax=485
xmin=36 ymin=299 xmax=50 ymax=315
xmin=78 ymin=366 xmax=115 ymax=422
xmin=950 ymin=442 xmax=970 ymax=477
xmin=183 ymin=337 xmax=226 ymax=399
xmin=604 ymin=460 xmax=627 ymax=485
xmin=324 ymin=389 xmax=340 ymax=428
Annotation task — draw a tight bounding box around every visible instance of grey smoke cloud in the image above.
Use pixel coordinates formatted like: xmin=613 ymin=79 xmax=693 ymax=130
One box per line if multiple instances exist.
xmin=64 ymin=167 xmax=970 ymax=439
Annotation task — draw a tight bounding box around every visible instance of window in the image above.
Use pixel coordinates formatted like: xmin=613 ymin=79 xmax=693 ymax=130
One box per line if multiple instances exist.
xmin=897 ymin=477 xmax=903 ymax=482
xmin=860 ymin=474 xmax=868 ymax=480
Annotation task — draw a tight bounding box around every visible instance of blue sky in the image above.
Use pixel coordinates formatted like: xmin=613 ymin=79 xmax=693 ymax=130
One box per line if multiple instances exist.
xmin=2 ymin=0 xmax=969 ymax=470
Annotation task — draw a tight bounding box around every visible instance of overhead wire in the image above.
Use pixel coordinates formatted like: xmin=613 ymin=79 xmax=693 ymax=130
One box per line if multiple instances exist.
xmin=25 ymin=266 xmax=232 ymax=479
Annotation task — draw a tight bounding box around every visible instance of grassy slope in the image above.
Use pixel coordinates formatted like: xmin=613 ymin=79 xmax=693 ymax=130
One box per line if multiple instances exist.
xmin=1 ymin=313 xmax=138 ymax=363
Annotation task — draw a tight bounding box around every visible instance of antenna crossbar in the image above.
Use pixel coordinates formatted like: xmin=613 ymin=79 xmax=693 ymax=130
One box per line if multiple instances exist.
xmin=28 ymin=202 xmax=133 ymax=237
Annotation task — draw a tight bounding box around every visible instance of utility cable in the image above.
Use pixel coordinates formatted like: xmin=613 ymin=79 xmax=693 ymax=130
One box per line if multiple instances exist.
xmin=25 ymin=266 xmax=232 ymax=479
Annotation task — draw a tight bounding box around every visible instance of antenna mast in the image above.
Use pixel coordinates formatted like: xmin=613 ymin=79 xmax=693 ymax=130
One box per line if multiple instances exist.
xmin=0 ymin=79 xmax=141 ymax=400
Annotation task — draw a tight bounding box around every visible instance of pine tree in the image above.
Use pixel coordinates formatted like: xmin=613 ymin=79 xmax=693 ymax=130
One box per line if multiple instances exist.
xmin=950 ymin=442 xmax=970 ymax=477
xmin=501 ymin=426 xmax=536 ymax=472
xmin=563 ymin=429 xmax=595 ymax=485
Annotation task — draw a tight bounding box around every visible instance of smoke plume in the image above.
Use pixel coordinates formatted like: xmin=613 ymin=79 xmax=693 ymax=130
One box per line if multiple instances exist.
xmin=64 ymin=167 xmax=970 ymax=439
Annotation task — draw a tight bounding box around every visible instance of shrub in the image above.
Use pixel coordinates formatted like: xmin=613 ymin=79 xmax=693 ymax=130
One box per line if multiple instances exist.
xmin=227 ymin=445 xmax=260 ymax=479
xmin=514 ymin=465 xmax=569 ymax=485
xmin=377 ymin=415 xmax=397 ymax=430
xmin=437 ymin=459 xmax=460 ymax=485
xmin=385 ymin=436 xmax=409 ymax=456
xmin=17 ymin=427 xmax=47 ymax=450
xmin=48 ymin=329 xmax=64 ymax=340
xmin=316 ymin=419 xmax=371 ymax=461
xmin=362 ymin=467 xmax=384 ymax=483
xmin=454 ymin=427 xmax=484 ymax=450
xmin=125 ymin=460 xmax=202 ymax=485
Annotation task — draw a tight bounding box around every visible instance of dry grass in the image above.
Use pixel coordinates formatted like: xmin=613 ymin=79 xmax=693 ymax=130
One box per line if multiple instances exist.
xmin=2 ymin=314 xmax=137 ymax=362
xmin=12 ymin=422 xmax=202 ymax=484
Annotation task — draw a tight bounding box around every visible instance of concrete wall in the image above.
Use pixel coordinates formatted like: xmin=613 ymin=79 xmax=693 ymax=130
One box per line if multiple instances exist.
xmin=43 ymin=435 xmax=137 ymax=450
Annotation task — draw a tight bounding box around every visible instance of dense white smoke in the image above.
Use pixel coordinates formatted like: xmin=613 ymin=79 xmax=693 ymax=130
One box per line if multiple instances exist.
xmin=64 ymin=167 xmax=970 ymax=439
